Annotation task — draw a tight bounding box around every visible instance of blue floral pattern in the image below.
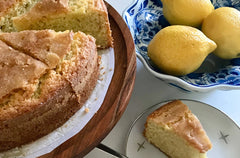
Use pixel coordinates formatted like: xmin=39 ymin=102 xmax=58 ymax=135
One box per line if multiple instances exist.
xmin=123 ymin=0 xmax=240 ymax=91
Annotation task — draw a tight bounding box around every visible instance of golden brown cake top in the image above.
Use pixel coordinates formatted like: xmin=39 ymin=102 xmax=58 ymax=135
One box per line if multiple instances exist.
xmin=0 ymin=0 xmax=108 ymax=15
xmin=93 ymin=0 xmax=107 ymax=12
xmin=0 ymin=29 xmax=74 ymax=103
xmin=0 ymin=40 xmax=48 ymax=101
xmin=0 ymin=30 xmax=73 ymax=68
xmin=25 ymin=0 xmax=69 ymax=16
xmin=0 ymin=0 xmax=68 ymax=18
xmin=0 ymin=0 xmax=18 ymax=16
xmin=148 ymin=100 xmax=212 ymax=153
xmin=11 ymin=0 xmax=106 ymax=20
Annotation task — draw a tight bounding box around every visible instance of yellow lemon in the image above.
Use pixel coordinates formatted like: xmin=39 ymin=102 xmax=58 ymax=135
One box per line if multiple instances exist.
xmin=148 ymin=25 xmax=217 ymax=76
xmin=202 ymin=7 xmax=240 ymax=59
xmin=161 ymin=0 xmax=214 ymax=27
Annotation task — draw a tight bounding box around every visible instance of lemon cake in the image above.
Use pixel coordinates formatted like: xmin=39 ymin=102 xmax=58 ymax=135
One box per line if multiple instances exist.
xmin=0 ymin=0 xmax=113 ymax=48
xmin=144 ymin=100 xmax=212 ymax=158
xmin=0 ymin=29 xmax=100 ymax=151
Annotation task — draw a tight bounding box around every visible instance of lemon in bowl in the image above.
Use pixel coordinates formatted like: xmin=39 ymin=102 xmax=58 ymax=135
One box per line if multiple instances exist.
xmin=202 ymin=7 xmax=240 ymax=59
xmin=161 ymin=0 xmax=214 ymax=27
xmin=148 ymin=25 xmax=217 ymax=76
xmin=123 ymin=0 xmax=240 ymax=92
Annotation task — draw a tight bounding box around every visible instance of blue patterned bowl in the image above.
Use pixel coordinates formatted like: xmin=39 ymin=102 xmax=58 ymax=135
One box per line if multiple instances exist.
xmin=123 ymin=0 xmax=240 ymax=92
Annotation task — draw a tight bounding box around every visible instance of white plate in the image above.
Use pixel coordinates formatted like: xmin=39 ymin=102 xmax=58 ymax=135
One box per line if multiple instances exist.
xmin=125 ymin=100 xmax=240 ymax=158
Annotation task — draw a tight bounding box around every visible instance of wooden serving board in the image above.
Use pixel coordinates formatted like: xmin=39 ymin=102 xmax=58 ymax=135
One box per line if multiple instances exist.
xmin=39 ymin=2 xmax=136 ymax=158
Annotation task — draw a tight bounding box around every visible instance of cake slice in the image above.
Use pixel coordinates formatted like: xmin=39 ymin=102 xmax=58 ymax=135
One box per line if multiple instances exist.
xmin=0 ymin=0 xmax=113 ymax=48
xmin=0 ymin=30 xmax=100 ymax=151
xmin=144 ymin=100 xmax=212 ymax=158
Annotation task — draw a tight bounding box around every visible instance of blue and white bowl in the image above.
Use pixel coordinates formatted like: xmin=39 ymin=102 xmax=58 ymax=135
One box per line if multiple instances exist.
xmin=123 ymin=0 xmax=240 ymax=92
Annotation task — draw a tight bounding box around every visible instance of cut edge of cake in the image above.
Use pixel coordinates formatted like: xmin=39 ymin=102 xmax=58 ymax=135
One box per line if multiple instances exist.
xmin=0 ymin=0 xmax=113 ymax=48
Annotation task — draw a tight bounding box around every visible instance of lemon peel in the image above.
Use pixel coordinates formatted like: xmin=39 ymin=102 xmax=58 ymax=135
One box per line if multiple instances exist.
xmin=148 ymin=25 xmax=217 ymax=76
xmin=161 ymin=0 xmax=214 ymax=27
xmin=202 ymin=7 xmax=240 ymax=59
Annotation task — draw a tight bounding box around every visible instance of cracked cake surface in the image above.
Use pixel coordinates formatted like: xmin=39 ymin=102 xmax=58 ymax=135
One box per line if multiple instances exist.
xmin=0 ymin=30 xmax=100 ymax=151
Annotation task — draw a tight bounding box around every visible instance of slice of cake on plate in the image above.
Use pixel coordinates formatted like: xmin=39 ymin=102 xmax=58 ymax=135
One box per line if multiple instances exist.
xmin=144 ymin=100 xmax=212 ymax=158
xmin=0 ymin=0 xmax=113 ymax=48
xmin=0 ymin=30 xmax=100 ymax=151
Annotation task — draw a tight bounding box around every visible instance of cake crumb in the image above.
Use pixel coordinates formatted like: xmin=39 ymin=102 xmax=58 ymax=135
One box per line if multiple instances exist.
xmin=85 ymin=107 xmax=90 ymax=113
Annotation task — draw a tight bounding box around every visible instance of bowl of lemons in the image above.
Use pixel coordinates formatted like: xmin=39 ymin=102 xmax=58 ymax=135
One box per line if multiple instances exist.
xmin=123 ymin=0 xmax=240 ymax=92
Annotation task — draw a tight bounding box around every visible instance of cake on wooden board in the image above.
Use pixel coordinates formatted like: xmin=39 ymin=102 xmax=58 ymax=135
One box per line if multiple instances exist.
xmin=0 ymin=0 xmax=113 ymax=48
xmin=0 ymin=30 xmax=100 ymax=151
xmin=144 ymin=100 xmax=212 ymax=158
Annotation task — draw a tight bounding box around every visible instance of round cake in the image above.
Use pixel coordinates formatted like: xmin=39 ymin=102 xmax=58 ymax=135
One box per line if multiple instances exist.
xmin=0 ymin=30 xmax=100 ymax=151
xmin=0 ymin=0 xmax=113 ymax=152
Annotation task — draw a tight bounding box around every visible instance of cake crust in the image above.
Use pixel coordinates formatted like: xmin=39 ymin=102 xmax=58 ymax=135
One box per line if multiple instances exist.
xmin=0 ymin=0 xmax=18 ymax=16
xmin=13 ymin=0 xmax=69 ymax=19
xmin=0 ymin=30 xmax=73 ymax=68
xmin=0 ymin=40 xmax=48 ymax=101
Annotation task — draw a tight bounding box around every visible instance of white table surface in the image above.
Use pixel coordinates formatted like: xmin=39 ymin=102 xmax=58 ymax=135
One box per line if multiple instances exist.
xmin=85 ymin=0 xmax=240 ymax=157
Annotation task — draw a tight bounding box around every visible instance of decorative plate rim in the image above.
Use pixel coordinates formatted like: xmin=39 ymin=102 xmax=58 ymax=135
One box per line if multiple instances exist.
xmin=124 ymin=99 xmax=240 ymax=156
xmin=136 ymin=52 xmax=240 ymax=92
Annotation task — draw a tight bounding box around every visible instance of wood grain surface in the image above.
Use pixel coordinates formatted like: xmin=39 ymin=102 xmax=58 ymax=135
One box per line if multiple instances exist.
xmin=39 ymin=2 xmax=136 ymax=158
